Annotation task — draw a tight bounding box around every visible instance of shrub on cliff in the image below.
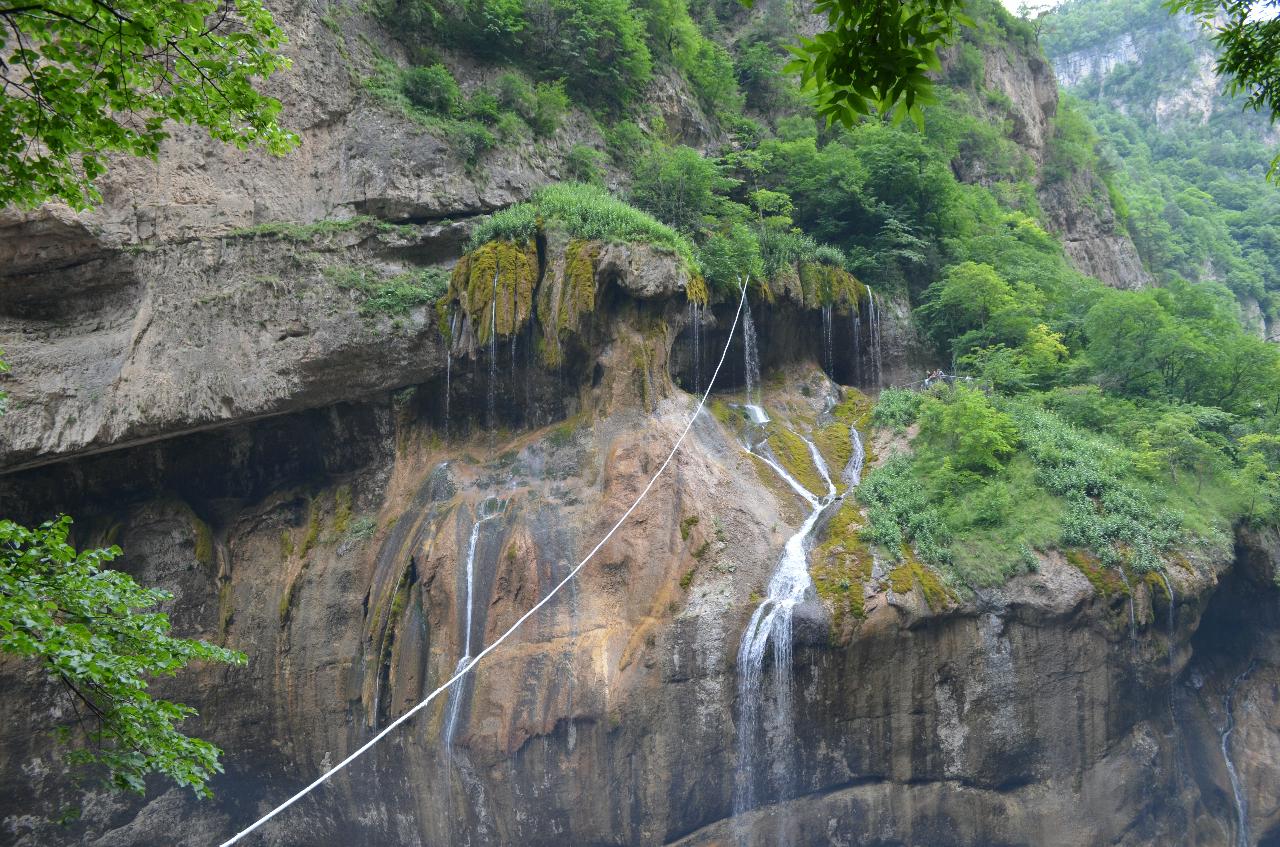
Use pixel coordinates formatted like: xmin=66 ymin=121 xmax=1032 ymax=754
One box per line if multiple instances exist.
xmin=471 ymin=183 xmax=696 ymax=266
xmin=402 ymin=64 xmax=463 ymax=115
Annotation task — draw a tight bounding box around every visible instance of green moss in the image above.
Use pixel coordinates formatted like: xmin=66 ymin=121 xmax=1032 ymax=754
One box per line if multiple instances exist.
xmin=686 ymin=272 xmax=709 ymax=305
xmin=1066 ymin=548 xmax=1128 ymax=598
xmin=810 ymin=504 xmax=874 ymax=634
xmin=680 ymin=569 xmax=696 ymax=590
xmin=449 ymin=239 xmax=539 ymax=344
xmin=887 ymin=547 xmax=950 ymax=612
xmin=797 ymin=261 xmax=866 ymax=311
xmin=693 ymin=540 xmax=711 ymax=559
xmin=680 ymin=515 xmax=700 ymax=541
xmin=300 ymin=499 xmax=322 ymax=558
xmin=278 ymin=580 xmax=297 ymax=625
xmin=281 ymin=530 xmax=295 ymax=560
xmin=192 ymin=517 xmax=214 ymax=566
xmin=334 ymin=485 xmax=353 ymax=535
xmin=710 ymin=399 xmax=743 ymax=429
xmin=218 ymin=580 xmax=234 ymax=635
xmin=766 ymin=423 xmax=826 ymax=496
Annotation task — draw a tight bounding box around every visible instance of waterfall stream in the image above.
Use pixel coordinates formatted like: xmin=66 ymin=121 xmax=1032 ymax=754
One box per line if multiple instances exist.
xmin=445 ymin=309 xmax=458 ymax=437
xmin=743 ymin=304 xmax=761 ymax=407
xmin=733 ymin=404 xmax=866 ymax=838
xmin=487 ymin=268 xmax=498 ymax=432
xmin=821 ymin=305 xmax=833 ymax=377
xmin=1222 ymin=662 xmax=1255 ymax=847
xmin=850 ymin=308 xmax=863 ymax=387
xmin=443 ymin=498 xmax=504 ymax=755
xmin=866 ymin=287 xmax=884 ymax=389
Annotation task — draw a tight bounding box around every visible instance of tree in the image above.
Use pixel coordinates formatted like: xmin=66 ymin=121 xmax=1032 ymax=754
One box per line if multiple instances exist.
xmin=0 ymin=0 xmax=297 ymax=210
xmin=917 ymin=384 xmax=1018 ymax=475
xmin=0 ymin=516 xmax=245 ymax=795
xmin=782 ymin=0 xmax=972 ymax=128
xmin=630 ymin=144 xmax=722 ymax=232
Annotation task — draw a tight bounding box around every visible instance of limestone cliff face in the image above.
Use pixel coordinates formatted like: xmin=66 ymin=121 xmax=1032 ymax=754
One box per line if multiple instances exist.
xmin=1 ymin=4 xmax=1277 ymax=847
xmin=952 ymin=35 xmax=1152 ymax=290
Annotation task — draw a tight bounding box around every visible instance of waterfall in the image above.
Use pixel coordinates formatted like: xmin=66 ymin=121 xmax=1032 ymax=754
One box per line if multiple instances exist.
xmin=1116 ymin=568 xmax=1137 ymax=646
xmin=1159 ymin=571 xmax=1176 ymax=678
xmin=1222 ymin=663 xmax=1255 ymax=847
xmin=445 ymin=309 xmax=458 ymax=437
xmin=850 ymin=307 xmax=863 ymax=388
xmin=821 ymin=305 xmax=833 ymax=377
xmin=443 ymin=498 xmax=504 ymax=756
xmin=743 ymin=304 xmax=761 ymax=407
xmin=866 ymin=287 xmax=884 ymax=390
xmin=689 ymin=301 xmax=703 ymax=395
xmin=487 ymin=267 xmax=498 ymax=432
xmin=733 ymin=413 xmax=862 ymax=834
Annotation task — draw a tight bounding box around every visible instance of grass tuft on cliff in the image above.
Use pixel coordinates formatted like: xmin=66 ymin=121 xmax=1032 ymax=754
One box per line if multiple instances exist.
xmin=470 ymin=183 xmax=697 ymax=268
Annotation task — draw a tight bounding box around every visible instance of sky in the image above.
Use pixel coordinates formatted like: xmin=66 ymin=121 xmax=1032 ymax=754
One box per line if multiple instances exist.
xmin=1000 ymin=0 xmax=1061 ymax=12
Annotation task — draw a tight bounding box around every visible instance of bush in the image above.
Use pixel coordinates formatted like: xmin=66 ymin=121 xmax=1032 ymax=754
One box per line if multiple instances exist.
xmin=495 ymin=71 xmax=537 ymax=116
xmin=401 ymin=64 xmax=461 ymax=115
xmin=470 ymin=183 xmax=697 ymax=266
xmin=630 ymin=145 xmax=721 ymax=232
xmin=697 ymin=223 xmax=764 ymax=292
xmin=464 ymin=89 xmax=504 ymax=124
xmin=449 ymin=122 xmax=497 ymax=167
xmin=530 ymin=81 xmax=570 ymax=136
xmin=916 ymin=385 xmax=1018 ymax=475
xmin=565 ymin=145 xmax=605 ymax=184
xmin=871 ymin=388 xmax=922 ymax=432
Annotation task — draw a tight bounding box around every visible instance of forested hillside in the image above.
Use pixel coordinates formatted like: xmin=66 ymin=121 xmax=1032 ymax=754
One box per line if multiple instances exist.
xmin=1045 ymin=0 xmax=1280 ymax=337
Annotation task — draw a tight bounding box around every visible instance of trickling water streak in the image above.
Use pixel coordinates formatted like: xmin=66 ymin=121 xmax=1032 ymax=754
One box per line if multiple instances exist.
xmin=1159 ymin=571 xmax=1176 ymax=677
xmin=734 ymin=415 xmax=863 ymax=835
xmin=743 ymin=304 xmax=761 ymax=407
xmin=850 ymin=307 xmax=863 ymax=388
xmin=445 ymin=309 xmax=458 ymax=437
xmin=866 ymin=287 xmax=884 ymax=390
xmin=443 ymin=498 xmax=504 ymax=755
xmin=821 ymin=305 xmax=834 ymax=376
xmin=1222 ymin=662 xmax=1255 ymax=847
xmin=692 ymin=302 xmax=702 ymax=395
xmin=488 ymin=267 xmax=499 ymax=433
xmin=1116 ymin=568 xmax=1137 ymax=645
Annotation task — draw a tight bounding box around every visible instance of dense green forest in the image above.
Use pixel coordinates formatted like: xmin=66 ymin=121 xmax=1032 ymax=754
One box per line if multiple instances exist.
xmin=353 ymin=0 xmax=1280 ymax=592
xmin=1045 ymin=0 xmax=1280 ymax=325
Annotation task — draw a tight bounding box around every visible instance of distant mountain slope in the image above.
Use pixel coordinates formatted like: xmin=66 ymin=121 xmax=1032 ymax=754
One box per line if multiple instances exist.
xmin=1042 ymin=0 xmax=1280 ymax=337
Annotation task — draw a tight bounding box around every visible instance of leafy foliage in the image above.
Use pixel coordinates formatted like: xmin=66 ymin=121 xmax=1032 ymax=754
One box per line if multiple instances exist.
xmin=470 ymin=183 xmax=697 ymax=265
xmin=784 ymin=0 xmax=973 ymax=128
xmin=0 ymin=0 xmax=296 ymax=209
xmin=0 ymin=517 xmax=245 ymax=795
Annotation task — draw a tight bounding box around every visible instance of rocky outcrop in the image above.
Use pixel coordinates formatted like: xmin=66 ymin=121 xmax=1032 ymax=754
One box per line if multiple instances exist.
xmin=0 ymin=331 xmax=1274 ymax=845
xmin=1039 ymin=168 xmax=1153 ymax=290
xmin=949 ymin=31 xmax=1152 ymax=289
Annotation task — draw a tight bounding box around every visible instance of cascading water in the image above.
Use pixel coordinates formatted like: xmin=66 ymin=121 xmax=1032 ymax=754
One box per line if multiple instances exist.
xmin=445 ymin=309 xmax=458 ymax=437
xmin=1159 ymin=571 xmax=1176 ymax=679
xmin=850 ymin=307 xmax=863 ymax=388
xmin=733 ymin=408 xmax=865 ymax=839
xmin=821 ymin=305 xmax=834 ymax=377
xmin=689 ymin=301 xmax=703 ymax=395
xmin=1116 ymin=568 xmax=1137 ymax=646
xmin=1222 ymin=662 xmax=1255 ymax=847
xmin=743 ymin=304 xmax=762 ymax=408
xmin=487 ymin=268 xmax=499 ymax=432
xmin=443 ymin=497 xmax=504 ymax=755
xmin=866 ymin=287 xmax=884 ymax=389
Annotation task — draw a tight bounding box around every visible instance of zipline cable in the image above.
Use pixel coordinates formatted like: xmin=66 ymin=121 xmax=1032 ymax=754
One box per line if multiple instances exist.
xmin=219 ymin=280 xmax=750 ymax=846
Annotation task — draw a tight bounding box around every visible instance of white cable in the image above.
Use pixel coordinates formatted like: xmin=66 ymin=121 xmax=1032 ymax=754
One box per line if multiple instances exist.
xmin=219 ymin=282 xmax=750 ymax=846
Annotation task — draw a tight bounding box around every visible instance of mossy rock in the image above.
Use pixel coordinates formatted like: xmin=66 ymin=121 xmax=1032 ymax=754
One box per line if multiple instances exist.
xmin=811 ymin=504 xmax=875 ymax=635
xmin=886 ymin=546 xmax=950 ymax=612
xmin=765 ymin=423 xmax=827 ymax=496
xmin=798 ymin=261 xmax=866 ymax=312
xmin=1066 ymin=548 xmax=1128 ymax=598
xmin=537 ymin=238 xmax=601 ymax=367
xmin=451 ymin=239 xmax=539 ymax=345
xmin=686 ymin=272 xmax=710 ymax=305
